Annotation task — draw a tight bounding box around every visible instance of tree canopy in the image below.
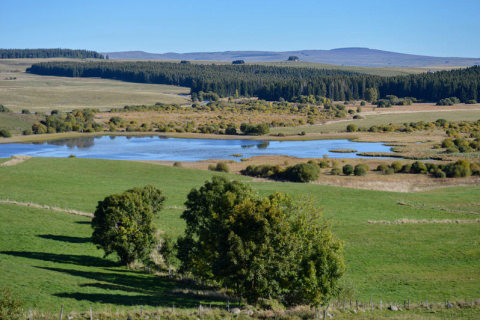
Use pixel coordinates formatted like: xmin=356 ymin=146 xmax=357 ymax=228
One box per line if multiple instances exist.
xmin=91 ymin=185 xmax=166 ymax=266
xmin=27 ymin=60 xmax=480 ymax=102
xmin=0 ymin=48 xmax=104 ymax=59
xmin=176 ymin=176 xmax=344 ymax=306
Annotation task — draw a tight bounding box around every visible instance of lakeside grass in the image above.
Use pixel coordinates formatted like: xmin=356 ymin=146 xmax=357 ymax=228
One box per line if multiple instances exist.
xmin=0 ymin=157 xmax=479 ymax=312
xmin=0 ymin=59 xmax=190 ymax=112
xmin=271 ymin=109 xmax=480 ymax=135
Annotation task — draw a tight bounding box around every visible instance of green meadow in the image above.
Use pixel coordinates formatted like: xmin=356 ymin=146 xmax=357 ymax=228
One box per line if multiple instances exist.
xmin=0 ymin=157 xmax=479 ymax=313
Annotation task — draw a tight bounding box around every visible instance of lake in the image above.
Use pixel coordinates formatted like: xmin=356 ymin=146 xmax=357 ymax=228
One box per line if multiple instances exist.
xmin=0 ymin=135 xmax=395 ymax=161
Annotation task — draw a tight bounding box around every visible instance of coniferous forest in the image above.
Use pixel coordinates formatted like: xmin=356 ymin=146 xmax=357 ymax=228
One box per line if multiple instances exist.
xmin=27 ymin=61 xmax=480 ymax=102
xmin=0 ymin=49 xmax=104 ymax=59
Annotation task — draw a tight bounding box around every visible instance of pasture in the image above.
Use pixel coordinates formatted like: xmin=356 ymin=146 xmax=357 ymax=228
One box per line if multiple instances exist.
xmin=0 ymin=59 xmax=190 ymax=112
xmin=0 ymin=157 xmax=479 ymax=313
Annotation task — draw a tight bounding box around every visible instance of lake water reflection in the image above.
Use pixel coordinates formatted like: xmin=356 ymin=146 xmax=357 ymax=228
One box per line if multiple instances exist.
xmin=0 ymin=135 xmax=395 ymax=161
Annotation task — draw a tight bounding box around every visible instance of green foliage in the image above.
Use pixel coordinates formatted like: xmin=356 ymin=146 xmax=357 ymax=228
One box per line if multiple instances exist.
xmin=208 ymin=162 xmax=230 ymax=173
xmin=232 ymin=60 xmax=245 ymax=64
xmin=342 ymin=164 xmax=354 ymax=175
xmin=27 ymin=62 xmax=480 ymax=102
xmin=0 ymin=129 xmax=11 ymax=138
xmin=330 ymin=167 xmax=341 ymax=175
xmin=32 ymin=109 xmax=102 ymax=135
xmin=0 ymin=48 xmax=103 ymax=59
xmin=285 ymin=163 xmax=320 ymax=182
xmin=240 ymin=123 xmax=270 ymax=135
xmin=0 ymin=105 xmax=11 ymax=113
xmin=354 ymin=164 xmax=368 ymax=176
xmin=287 ymin=56 xmax=300 ymax=61
xmin=437 ymin=97 xmax=461 ymax=105
xmin=365 ymin=88 xmax=378 ymax=102
xmin=177 ymin=177 xmax=344 ymax=305
xmin=346 ymin=124 xmax=357 ymax=132
xmin=91 ymin=185 xmax=166 ymax=266
xmin=0 ymin=287 xmax=23 ymax=320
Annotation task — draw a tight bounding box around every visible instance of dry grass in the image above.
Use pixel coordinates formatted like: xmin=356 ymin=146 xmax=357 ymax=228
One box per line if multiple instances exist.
xmin=0 ymin=155 xmax=31 ymax=166
xmin=0 ymin=58 xmax=189 ymax=112
xmin=368 ymin=218 xmax=480 ymax=224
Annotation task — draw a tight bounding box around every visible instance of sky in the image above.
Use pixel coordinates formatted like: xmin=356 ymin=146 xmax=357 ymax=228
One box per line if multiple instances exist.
xmin=1 ymin=0 xmax=479 ymax=57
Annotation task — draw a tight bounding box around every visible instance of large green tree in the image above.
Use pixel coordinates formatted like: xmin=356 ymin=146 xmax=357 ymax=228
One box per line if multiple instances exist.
xmin=177 ymin=176 xmax=344 ymax=306
xmin=92 ymin=185 xmax=165 ymax=266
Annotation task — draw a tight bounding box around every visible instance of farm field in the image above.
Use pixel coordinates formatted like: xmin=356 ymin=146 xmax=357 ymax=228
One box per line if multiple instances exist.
xmin=0 ymin=157 xmax=479 ymax=313
xmin=0 ymin=59 xmax=190 ymax=112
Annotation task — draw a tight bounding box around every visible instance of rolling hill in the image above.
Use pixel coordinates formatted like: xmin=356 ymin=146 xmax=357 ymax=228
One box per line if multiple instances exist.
xmin=104 ymin=47 xmax=480 ymax=67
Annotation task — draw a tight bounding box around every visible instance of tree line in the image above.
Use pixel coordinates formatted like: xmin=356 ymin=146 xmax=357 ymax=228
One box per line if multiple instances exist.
xmin=27 ymin=61 xmax=480 ymax=102
xmin=0 ymin=49 xmax=104 ymax=59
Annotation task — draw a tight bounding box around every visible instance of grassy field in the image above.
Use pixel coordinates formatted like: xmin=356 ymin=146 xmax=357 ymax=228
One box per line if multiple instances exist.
xmin=0 ymin=157 xmax=479 ymax=313
xmin=0 ymin=59 xmax=190 ymax=112
xmin=271 ymin=109 xmax=480 ymax=135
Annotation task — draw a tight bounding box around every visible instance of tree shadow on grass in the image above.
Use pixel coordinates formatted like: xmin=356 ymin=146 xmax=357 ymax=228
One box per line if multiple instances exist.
xmin=75 ymin=221 xmax=91 ymax=225
xmin=0 ymin=251 xmax=117 ymax=268
xmin=39 ymin=266 xmax=228 ymax=307
xmin=37 ymin=234 xmax=92 ymax=244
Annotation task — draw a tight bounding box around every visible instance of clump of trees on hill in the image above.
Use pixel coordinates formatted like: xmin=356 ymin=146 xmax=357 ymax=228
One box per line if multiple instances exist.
xmin=27 ymin=61 xmax=480 ymax=102
xmin=92 ymin=178 xmax=345 ymax=307
xmin=0 ymin=49 xmax=104 ymax=59
xmin=30 ymin=109 xmax=102 ymax=135
xmin=375 ymin=160 xmax=480 ymax=178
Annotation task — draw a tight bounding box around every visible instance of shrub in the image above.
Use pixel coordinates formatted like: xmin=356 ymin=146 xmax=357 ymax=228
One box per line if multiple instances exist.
xmin=410 ymin=161 xmax=428 ymax=174
xmin=318 ymin=160 xmax=330 ymax=168
xmin=360 ymin=101 xmax=366 ymax=106
xmin=285 ymin=163 xmax=320 ymax=182
xmin=376 ymin=163 xmax=389 ymax=172
xmin=354 ymin=164 xmax=368 ymax=176
xmin=443 ymin=160 xmax=471 ymax=178
xmin=330 ymin=167 xmax=341 ymax=175
xmin=225 ymin=126 xmax=237 ymax=135
xmin=21 ymin=109 xmax=30 ymax=114
xmin=391 ymin=161 xmax=403 ymax=173
xmin=346 ymin=124 xmax=357 ymax=132
xmin=0 ymin=287 xmax=23 ymax=320
xmin=209 ymin=162 xmax=229 ymax=173
xmin=0 ymin=105 xmax=11 ymax=112
xmin=437 ymin=97 xmax=460 ymax=106
xmin=22 ymin=128 xmax=32 ymax=135
xmin=342 ymin=164 xmax=354 ymax=175
xmin=0 ymin=129 xmax=11 ymax=138
xmin=173 ymin=161 xmax=182 ymax=167
xmin=465 ymin=99 xmax=477 ymax=104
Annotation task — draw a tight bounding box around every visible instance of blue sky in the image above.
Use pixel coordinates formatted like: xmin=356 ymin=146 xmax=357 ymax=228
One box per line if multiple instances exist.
xmin=1 ymin=0 xmax=479 ymax=57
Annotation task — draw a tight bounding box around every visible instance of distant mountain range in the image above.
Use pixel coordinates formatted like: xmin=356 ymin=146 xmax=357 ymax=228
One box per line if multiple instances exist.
xmin=103 ymin=48 xmax=480 ymax=68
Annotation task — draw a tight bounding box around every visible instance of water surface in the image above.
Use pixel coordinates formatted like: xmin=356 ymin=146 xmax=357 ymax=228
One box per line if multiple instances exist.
xmin=0 ymin=136 xmax=394 ymax=161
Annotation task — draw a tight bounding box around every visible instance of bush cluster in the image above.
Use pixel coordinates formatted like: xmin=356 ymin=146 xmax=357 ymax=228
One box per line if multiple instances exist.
xmin=376 ymin=160 xmax=480 ymax=178
xmin=31 ymin=109 xmax=102 ymax=134
xmin=441 ymin=137 xmax=480 ymax=153
xmin=347 ymin=118 xmax=480 ymax=135
xmin=437 ymin=97 xmax=461 ymax=106
xmin=241 ymin=162 xmax=320 ymax=182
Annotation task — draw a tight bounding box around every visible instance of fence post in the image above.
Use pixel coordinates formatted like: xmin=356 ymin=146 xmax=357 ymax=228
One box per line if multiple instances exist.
xmin=408 ymin=299 xmax=410 ymax=309
xmin=426 ymin=298 xmax=429 ymax=309
xmin=141 ymin=306 xmax=143 ymax=317
xmin=60 ymin=305 xmax=63 ymax=320
xmin=356 ymin=300 xmax=358 ymax=310
xmin=343 ymin=299 xmax=346 ymax=312
xmin=380 ymin=299 xmax=382 ymax=311
xmin=172 ymin=304 xmax=175 ymax=313
xmin=89 ymin=306 xmax=93 ymax=320
xmin=29 ymin=307 xmax=32 ymax=320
